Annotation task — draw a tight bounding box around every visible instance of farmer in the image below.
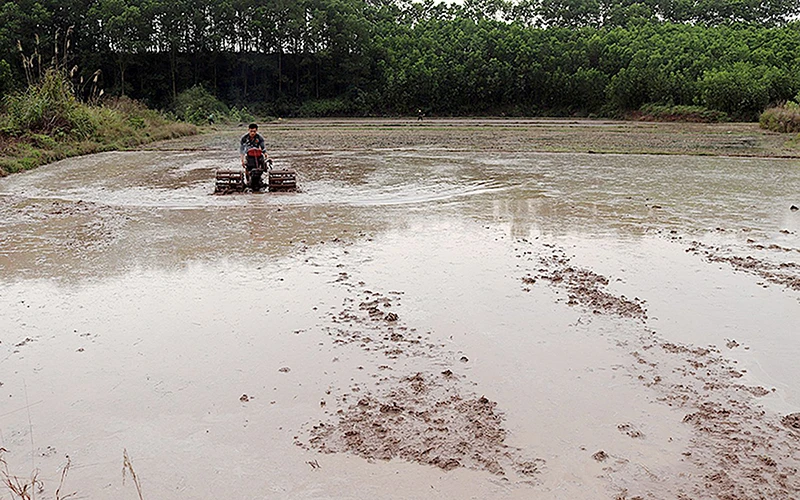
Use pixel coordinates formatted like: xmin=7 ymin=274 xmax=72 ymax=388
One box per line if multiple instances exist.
xmin=240 ymin=123 xmax=269 ymax=170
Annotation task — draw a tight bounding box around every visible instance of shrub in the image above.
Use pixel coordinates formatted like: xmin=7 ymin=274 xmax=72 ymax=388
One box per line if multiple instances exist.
xmin=3 ymin=69 xmax=95 ymax=138
xmin=91 ymin=97 xmax=176 ymax=143
xmin=699 ymin=63 xmax=769 ymax=120
xmin=227 ymin=106 xmax=255 ymax=124
xmin=174 ymin=85 xmax=229 ymax=125
xmin=759 ymin=102 xmax=800 ymax=133
xmin=1 ymin=87 xmax=197 ymax=175
xmin=606 ymin=66 xmax=650 ymax=111
xmin=298 ymin=98 xmax=354 ymax=117
xmin=635 ymin=103 xmax=728 ymax=123
xmin=0 ymin=59 xmax=11 ymax=96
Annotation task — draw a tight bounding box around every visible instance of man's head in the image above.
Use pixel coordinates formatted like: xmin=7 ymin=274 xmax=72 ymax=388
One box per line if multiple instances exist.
xmin=248 ymin=123 xmax=258 ymax=138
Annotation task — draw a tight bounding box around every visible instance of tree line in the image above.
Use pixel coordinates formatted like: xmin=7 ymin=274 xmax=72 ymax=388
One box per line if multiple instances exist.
xmin=1 ymin=0 xmax=799 ymax=119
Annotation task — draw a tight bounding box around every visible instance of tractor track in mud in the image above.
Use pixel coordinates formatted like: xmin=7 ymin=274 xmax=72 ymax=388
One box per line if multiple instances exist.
xmin=685 ymin=238 xmax=800 ymax=292
xmin=513 ymin=237 xmax=800 ymax=500
xmin=288 ymin=230 xmax=800 ymax=499
xmin=298 ymin=270 xmax=546 ymax=481
xmin=1 ymin=122 xmax=798 ymax=499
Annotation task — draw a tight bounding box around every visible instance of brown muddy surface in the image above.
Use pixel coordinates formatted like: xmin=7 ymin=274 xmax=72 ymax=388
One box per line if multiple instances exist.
xmin=147 ymin=118 xmax=800 ymax=157
xmin=1 ymin=118 xmax=799 ymax=499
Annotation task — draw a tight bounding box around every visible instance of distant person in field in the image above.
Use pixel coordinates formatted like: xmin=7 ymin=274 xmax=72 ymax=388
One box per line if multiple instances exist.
xmin=417 ymin=109 xmax=425 ymax=121
xmin=240 ymin=123 xmax=269 ymax=171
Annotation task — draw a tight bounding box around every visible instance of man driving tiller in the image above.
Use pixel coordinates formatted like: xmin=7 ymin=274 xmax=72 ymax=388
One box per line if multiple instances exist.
xmin=240 ymin=123 xmax=271 ymax=186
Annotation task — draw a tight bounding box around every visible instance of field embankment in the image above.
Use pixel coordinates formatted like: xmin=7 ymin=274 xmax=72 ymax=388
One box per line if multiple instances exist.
xmin=760 ymin=103 xmax=800 ymax=134
xmin=0 ymin=70 xmax=197 ymax=176
xmin=170 ymin=118 xmax=800 ymax=159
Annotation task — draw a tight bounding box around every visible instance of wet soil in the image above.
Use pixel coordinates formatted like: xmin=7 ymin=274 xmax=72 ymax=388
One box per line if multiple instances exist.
xmin=0 ymin=119 xmax=799 ymax=499
xmin=299 ymin=276 xmax=543 ymax=480
xmin=513 ymin=239 xmax=800 ymax=499
xmin=149 ymin=118 xmax=800 ymax=158
xmin=686 ymin=239 xmax=800 ymax=291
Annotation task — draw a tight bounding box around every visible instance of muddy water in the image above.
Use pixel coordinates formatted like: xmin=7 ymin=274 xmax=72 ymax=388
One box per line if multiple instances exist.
xmin=1 ymin=128 xmax=799 ymax=499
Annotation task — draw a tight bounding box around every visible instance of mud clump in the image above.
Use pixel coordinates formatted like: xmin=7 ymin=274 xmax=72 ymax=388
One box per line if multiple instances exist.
xmin=308 ymin=372 xmax=541 ymax=476
xmin=725 ymin=339 xmax=740 ymax=349
xmin=781 ymin=413 xmax=800 ymax=430
xmin=633 ymin=337 xmax=800 ymax=499
xmin=686 ymin=240 xmax=800 ymax=291
xmin=522 ymin=247 xmax=647 ymax=320
xmin=515 ymin=239 xmax=800 ymax=499
xmin=302 ymin=274 xmax=544 ymax=479
xmin=617 ymin=423 xmax=645 ymax=439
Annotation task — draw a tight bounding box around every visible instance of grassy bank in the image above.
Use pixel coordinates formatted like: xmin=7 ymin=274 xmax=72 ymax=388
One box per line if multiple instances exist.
xmin=0 ymin=70 xmax=197 ymax=176
xmin=630 ymin=103 xmax=729 ymax=123
xmin=760 ymin=102 xmax=800 ymax=133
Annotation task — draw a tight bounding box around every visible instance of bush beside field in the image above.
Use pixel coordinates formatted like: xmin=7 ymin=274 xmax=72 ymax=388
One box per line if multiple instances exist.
xmin=174 ymin=85 xmax=255 ymax=125
xmin=760 ymin=102 xmax=800 ymax=133
xmin=0 ymin=70 xmax=197 ymax=175
xmin=632 ymin=103 xmax=729 ymax=123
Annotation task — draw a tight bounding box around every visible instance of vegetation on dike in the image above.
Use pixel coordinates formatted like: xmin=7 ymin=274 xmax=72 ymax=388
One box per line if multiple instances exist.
xmin=760 ymin=101 xmax=800 ymax=134
xmin=631 ymin=104 xmax=728 ymax=123
xmin=174 ymin=85 xmax=256 ymax=125
xmin=0 ymin=70 xmax=196 ymax=175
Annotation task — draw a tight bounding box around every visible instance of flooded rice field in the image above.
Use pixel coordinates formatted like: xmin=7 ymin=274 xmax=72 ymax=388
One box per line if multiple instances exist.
xmin=1 ymin=120 xmax=799 ymax=499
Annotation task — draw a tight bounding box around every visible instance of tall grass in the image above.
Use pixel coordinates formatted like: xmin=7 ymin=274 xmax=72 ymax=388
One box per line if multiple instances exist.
xmin=174 ymin=84 xmax=255 ymax=125
xmin=633 ymin=103 xmax=728 ymax=123
xmin=3 ymin=69 xmax=94 ymax=138
xmin=0 ymin=70 xmax=197 ymax=175
xmin=1 ymin=449 xmax=145 ymax=500
xmin=759 ymin=102 xmax=800 ymax=133
xmin=1 ymin=448 xmax=75 ymax=500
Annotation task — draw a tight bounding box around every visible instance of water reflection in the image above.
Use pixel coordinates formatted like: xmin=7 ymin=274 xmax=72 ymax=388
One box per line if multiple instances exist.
xmin=1 ymin=135 xmax=799 ymax=500
xmin=0 ymin=145 xmax=798 ymax=282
